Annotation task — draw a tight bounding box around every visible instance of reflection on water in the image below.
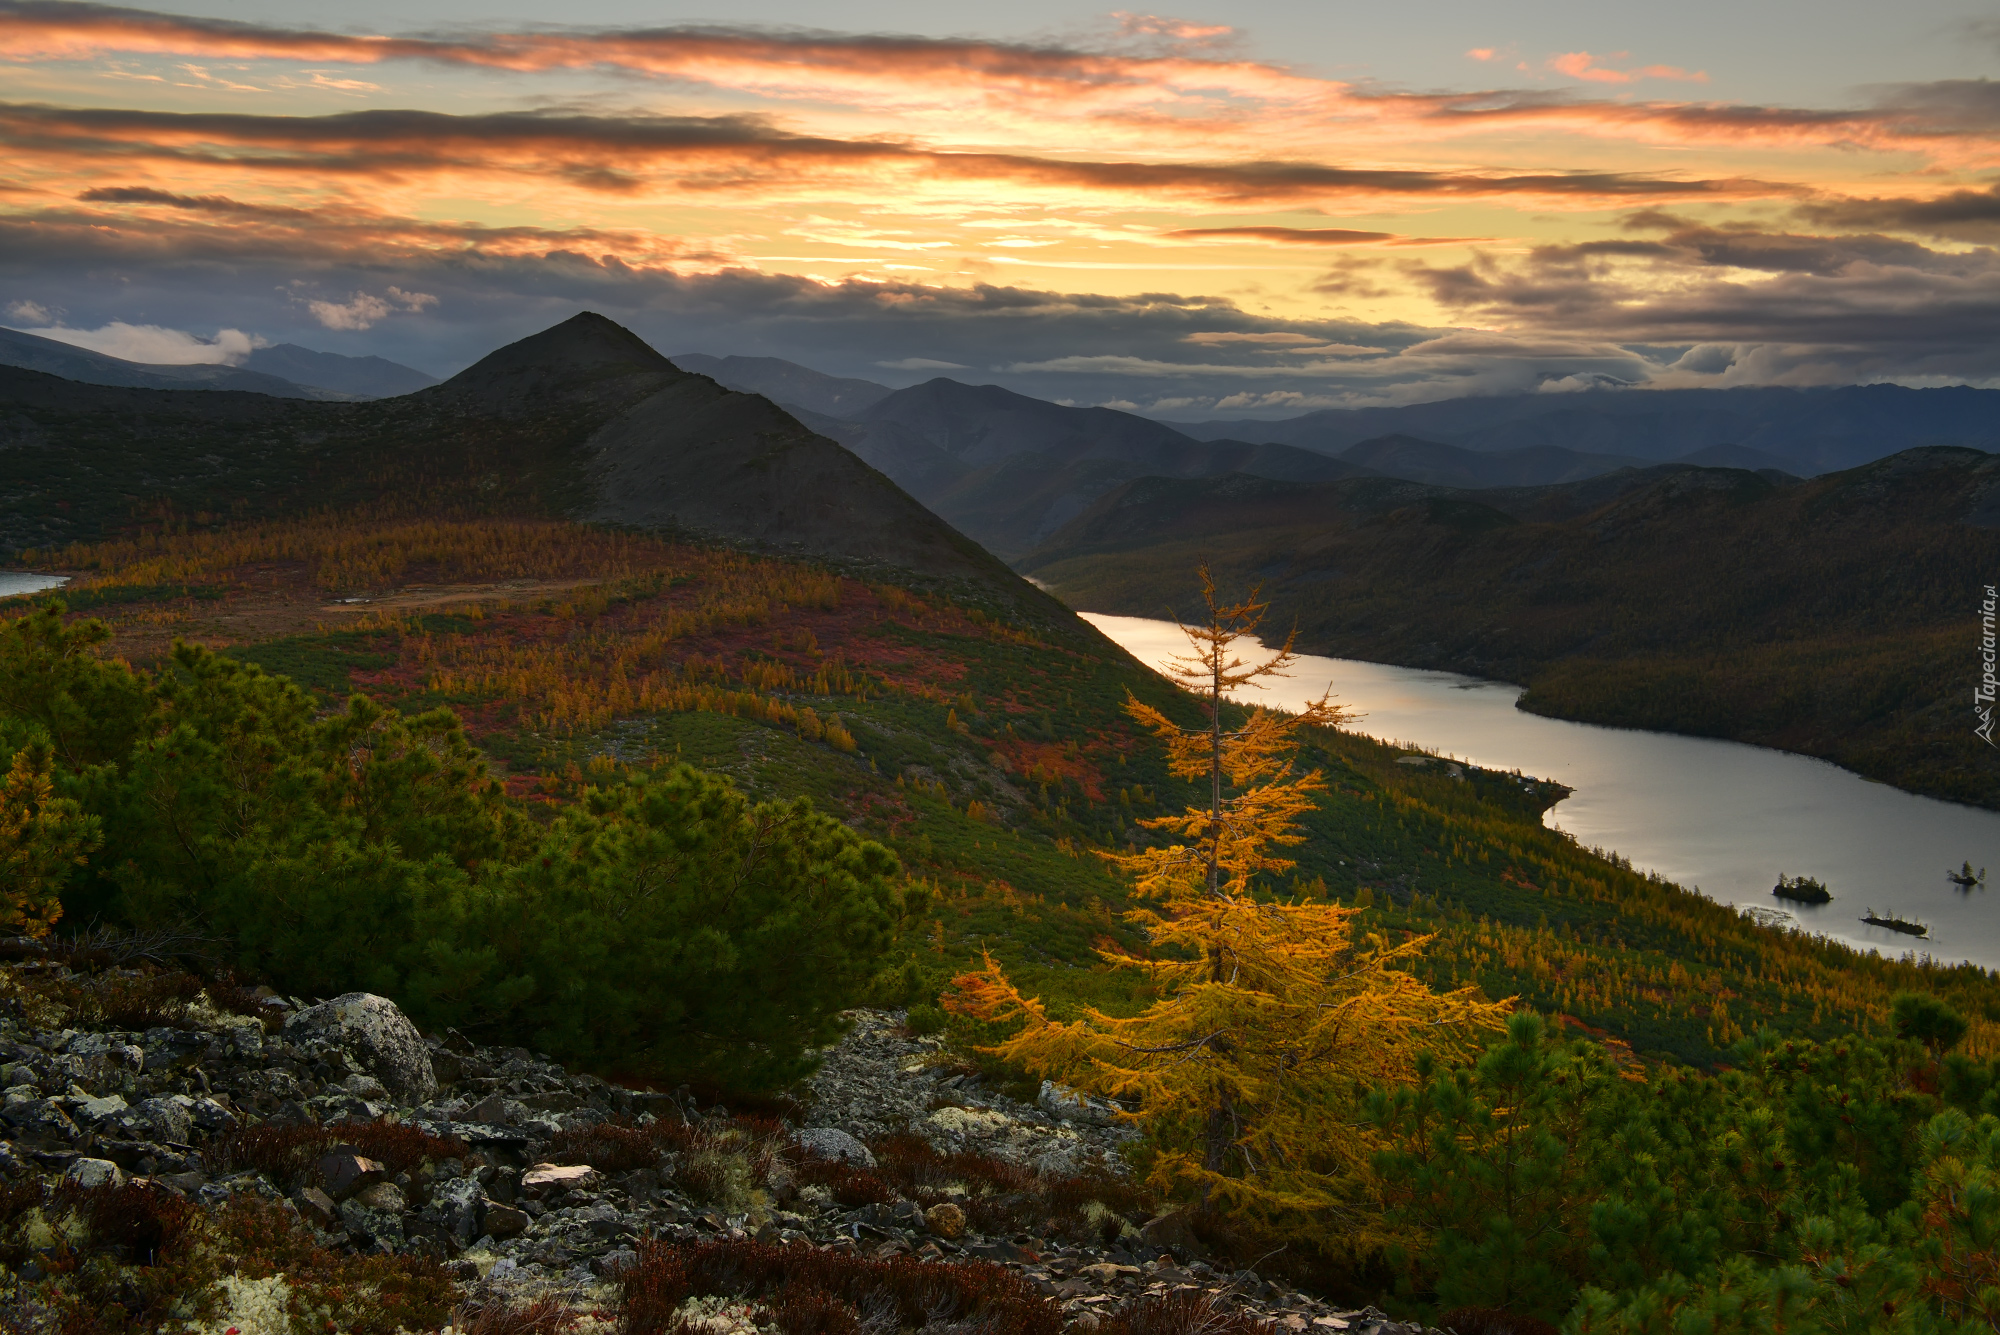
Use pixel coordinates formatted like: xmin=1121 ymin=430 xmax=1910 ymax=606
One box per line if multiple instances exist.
xmin=1085 ymin=612 xmax=2000 ymax=971
xmin=0 ymin=573 xmax=66 ymax=599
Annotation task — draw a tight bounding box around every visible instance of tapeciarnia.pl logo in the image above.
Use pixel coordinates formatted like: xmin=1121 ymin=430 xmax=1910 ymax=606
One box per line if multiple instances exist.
xmin=1980 ymin=584 xmax=1998 ymax=746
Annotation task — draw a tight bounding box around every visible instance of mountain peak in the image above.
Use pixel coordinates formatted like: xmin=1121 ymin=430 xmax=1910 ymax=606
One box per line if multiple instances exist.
xmin=436 ymin=312 xmax=677 ymax=408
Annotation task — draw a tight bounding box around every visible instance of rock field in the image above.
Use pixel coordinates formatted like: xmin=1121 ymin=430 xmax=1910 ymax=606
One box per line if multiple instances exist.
xmin=0 ymin=952 xmax=1437 ymax=1334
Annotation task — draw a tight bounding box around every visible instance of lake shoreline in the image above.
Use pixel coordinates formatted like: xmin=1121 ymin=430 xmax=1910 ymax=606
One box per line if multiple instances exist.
xmin=1086 ymin=612 xmax=2000 ymax=971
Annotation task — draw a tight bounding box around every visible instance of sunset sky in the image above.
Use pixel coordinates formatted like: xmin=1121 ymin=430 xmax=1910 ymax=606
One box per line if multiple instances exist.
xmin=4 ymin=0 xmax=1999 ymax=414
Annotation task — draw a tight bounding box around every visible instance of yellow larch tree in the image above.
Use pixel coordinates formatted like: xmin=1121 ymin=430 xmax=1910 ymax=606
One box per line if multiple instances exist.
xmin=947 ymin=567 xmax=1508 ymax=1242
xmin=0 ymin=741 xmax=100 ymax=938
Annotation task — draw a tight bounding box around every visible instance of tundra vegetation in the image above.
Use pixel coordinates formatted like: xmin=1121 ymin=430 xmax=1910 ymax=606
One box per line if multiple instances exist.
xmin=7 ymin=516 xmax=2000 ymax=1329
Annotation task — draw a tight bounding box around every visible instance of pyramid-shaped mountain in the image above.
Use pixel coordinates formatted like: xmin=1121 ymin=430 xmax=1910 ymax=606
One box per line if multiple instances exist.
xmin=0 ymin=313 xmax=1015 ymax=594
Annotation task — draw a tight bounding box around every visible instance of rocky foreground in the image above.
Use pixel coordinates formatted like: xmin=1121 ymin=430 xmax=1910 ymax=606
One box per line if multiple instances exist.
xmin=0 ymin=948 xmax=1438 ymax=1334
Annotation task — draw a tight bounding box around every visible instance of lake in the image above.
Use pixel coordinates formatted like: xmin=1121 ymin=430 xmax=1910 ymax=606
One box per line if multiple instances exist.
xmin=0 ymin=573 xmax=67 ymax=599
xmin=1085 ymin=612 xmax=2000 ymax=971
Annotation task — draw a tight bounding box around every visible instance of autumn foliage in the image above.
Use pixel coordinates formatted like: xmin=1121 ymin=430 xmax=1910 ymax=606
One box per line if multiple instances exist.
xmin=949 ymin=568 xmax=1507 ymax=1241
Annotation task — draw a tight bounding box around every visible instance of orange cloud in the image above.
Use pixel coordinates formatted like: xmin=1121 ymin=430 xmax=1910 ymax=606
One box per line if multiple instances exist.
xmin=7 ymin=2 xmax=1994 ymax=170
xmin=1548 ymin=51 xmax=1709 ymax=85
xmin=1165 ymin=225 xmax=1398 ymax=244
xmin=0 ymin=102 xmax=1797 ymax=213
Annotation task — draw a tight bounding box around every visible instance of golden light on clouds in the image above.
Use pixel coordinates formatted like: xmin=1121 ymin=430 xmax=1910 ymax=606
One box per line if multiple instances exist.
xmin=3 ymin=1 xmax=1999 ymax=407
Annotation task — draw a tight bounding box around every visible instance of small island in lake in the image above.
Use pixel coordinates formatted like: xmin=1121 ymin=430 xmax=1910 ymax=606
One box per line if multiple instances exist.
xmin=1861 ymin=909 xmax=1929 ymax=937
xmin=1949 ymin=861 xmax=1986 ymax=890
xmin=1773 ymin=874 xmax=1832 ymax=905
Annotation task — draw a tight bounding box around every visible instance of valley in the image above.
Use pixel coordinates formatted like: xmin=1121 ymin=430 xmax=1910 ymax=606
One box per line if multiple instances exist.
xmin=6 ymin=313 xmax=2000 ymax=1329
xmin=1021 ymin=456 xmax=2000 ymax=810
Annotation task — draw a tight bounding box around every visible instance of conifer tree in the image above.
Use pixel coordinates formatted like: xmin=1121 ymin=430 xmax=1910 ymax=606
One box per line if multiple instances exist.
xmin=948 ymin=567 xmax=1507 ymax=1240
xmin=0 ymin=741 xmax=98 ymax=937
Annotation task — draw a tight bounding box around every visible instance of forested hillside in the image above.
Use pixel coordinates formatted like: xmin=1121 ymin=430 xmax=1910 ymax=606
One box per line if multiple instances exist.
xmin=1022 ymin=451 xmax=2000 ymax=809
xmin=10 ymin=317 xmax=2000 ymax=1329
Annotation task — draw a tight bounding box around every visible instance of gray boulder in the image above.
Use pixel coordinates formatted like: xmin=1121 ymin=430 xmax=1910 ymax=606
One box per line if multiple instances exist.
xmin=338 ymin=1185 xmax=405 ymax=1246
xmin=64 ymin=1158 xmax=124 ymax=1189
xmin=796 ymin=1126 xmax=876 ymax=1169
xmin=423 ymin=1175 xmax=486 ymax=1247
xmin=287 ymin=994 xmax=436 ymax=1104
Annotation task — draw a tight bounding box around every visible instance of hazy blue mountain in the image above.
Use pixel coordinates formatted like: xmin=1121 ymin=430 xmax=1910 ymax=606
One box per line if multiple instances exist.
xmin=1673 ymin=442 xmax=1818 ymax=476
xmin=0 ymin=326 xmax=326 ymax=397
xmin=1337 ymin=435 xmax=1652 ymax=488
xmin=1174 ymin=385 xmax=2000 ymax=471
xmin=241 ymin=343 xmax=437 ymax=398
xmin=671 ymin=353 xmax=894 ymax=418
xmin=796 ymin=377 xmax=1369 ymax=558
xmin=0 ymin=327 xmax=437 ymax=400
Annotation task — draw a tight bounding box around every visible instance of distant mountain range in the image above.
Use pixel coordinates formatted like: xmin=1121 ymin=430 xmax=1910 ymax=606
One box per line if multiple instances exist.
xmin=670 ymin=353 xmax=894 ymax=418
xmin=0 ymin=326 xmax=436 ymax=400
xmin=667 ymin=360 xmax=1681 ymax=558
xmin=1170 ymin=384 xmax=2000 ymax=473
xmin=662 ymin=355 xmax=2000 ymax=556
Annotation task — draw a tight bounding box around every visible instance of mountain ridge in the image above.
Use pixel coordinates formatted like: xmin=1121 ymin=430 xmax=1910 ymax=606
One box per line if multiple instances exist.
xmin=0 ymin=326 xmax=439 ymax=401
xmin=0 ymin=313 xmax=1036 ymax=608
xmin=1168 ymin=383 xmax=2000 ymax=469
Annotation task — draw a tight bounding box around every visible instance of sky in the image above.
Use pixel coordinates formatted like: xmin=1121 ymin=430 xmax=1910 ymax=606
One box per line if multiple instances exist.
xmin=3 ymin=0 xmax=1999 ymax=415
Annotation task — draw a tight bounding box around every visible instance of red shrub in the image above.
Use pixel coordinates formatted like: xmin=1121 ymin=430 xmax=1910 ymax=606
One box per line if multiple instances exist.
xmin=620 ymin=1238 xmax=1060 ymax=1335
xmin=1098 ymin=1291 xmax=1273 ymax=1335
xmin=545 ymin=1123 xmax=661 ymax=1173
xmin=210 ymin=1121 xmax=466 ymax=1182
xmin=57 ymin=1180 xmax=194 ymax=1263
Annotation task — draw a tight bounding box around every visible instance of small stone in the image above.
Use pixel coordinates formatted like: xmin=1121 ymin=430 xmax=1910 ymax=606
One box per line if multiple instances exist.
xmin=466 ymin=1093 xmax=528 ymax=1126
xmin=344 ymin=1072 xmax=390 ymax=1102
xmin=1038 ymin=1080 xmax=1122 ymax=1127
xmin=5 ymin=1098 xmax=78 ymax=1142
xmin=353 ymin=1180 xmax=406 ymax=1213
xmin=520 ymin=1162 xmax=596 ymax=1193
xmin=189 ymin=1097 xmax=238 ymax=1132
xmin=297 ymin=1186 xmax=339 ymax=1228
xmin=482 ymin=1201 xmax=529 ymax=1239
xmin=319 ymin=1149 xmax=388 ymax=1201
xmin=338 ymin=1194 xmax=404 ymax=1246
xmin=134 ymin=1095 xmax=193 ymax=1144
xmin=795 ymin=1127 xmax=876 ymax=1169
xmin=72 ymin=1093 xmax=129 ymax=1123
xmin=64 ymin=1157 xmax=124 ymax=1189
xmin=590 ymin=1247 xmax=639 ymax=1277
xmin=424 ymin=1176 xmax=485 ymax=1246
xmin=923 ymin=1202 xmax=968 ymax=1239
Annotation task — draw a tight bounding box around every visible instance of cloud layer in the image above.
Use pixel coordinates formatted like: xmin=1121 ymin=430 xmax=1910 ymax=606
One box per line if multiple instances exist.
xmin=3 ymin=2 xmax=1999 ymax=413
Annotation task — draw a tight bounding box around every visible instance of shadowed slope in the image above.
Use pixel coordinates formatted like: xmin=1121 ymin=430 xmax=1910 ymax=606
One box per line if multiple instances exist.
xmin=0 ymin=313 xmax=1029 ymax=601
xmin=1022 ymin=449 xmax=2000 ymax=808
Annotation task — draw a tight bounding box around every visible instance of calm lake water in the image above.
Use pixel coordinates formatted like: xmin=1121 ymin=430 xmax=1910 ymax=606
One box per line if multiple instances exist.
xmin=1085 ymin=613 xmax=2000 ymax=971
xmin=0 ymin=573 xmax=66 ymax=599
